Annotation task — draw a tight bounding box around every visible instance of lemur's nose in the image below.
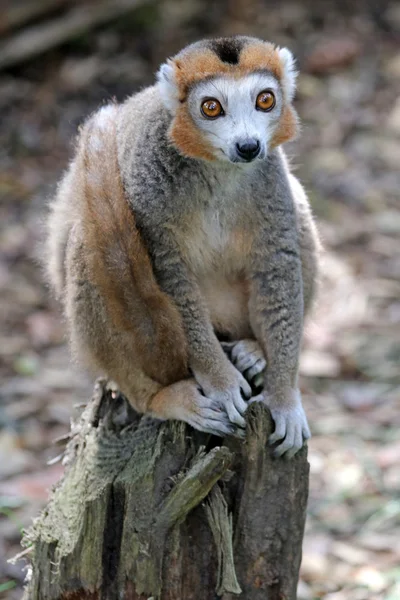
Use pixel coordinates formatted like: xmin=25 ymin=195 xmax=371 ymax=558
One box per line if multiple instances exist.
xmin=236 ymin=139 xmax=260 ymax=161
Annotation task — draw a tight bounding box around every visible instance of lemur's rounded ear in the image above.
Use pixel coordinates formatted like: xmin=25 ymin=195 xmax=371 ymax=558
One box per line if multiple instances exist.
xmin=277 ymin=47 xmax=298 ymax=102
xmin=157 ymin=60 xmax=180 ymax=112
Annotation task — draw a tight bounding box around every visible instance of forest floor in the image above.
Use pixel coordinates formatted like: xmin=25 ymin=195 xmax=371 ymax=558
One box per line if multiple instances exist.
xmin=0 ymin=1 xmax=399 ymax=598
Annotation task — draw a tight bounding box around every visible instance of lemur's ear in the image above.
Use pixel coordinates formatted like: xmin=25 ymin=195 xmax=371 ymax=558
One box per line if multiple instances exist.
xmin=277 ymin=47 xmax=297 ymax=102
xmin=157 ymin=60 xmax=180 ymax=112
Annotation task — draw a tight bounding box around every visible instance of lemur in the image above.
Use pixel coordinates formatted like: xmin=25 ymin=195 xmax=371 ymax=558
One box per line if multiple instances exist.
xmin=46 ymin=36 xmax=320 ymax=457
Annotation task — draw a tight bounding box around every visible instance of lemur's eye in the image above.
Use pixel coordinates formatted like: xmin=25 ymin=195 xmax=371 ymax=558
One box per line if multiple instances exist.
xmin=201 ymin=98 xmax=224 ymax=118
xmin=256 ymin=90 xmax=276 ymax=112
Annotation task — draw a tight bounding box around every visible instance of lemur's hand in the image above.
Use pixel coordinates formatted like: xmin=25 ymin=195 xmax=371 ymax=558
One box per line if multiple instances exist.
xmin=250 ymin=388 xmax=310 ymax=458
xmin=194 ymin=361 xmax=252 ymax=429
xmin=222 ymin=339 xmax=266 ymax=389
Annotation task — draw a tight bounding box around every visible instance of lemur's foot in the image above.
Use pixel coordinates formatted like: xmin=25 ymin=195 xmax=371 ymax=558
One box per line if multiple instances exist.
xmin=189 ymin=386 xmax=245 ymax=438
xmin=250 ymin=388 xmax=311 ymax=458
xmin=151 ymin=379 xmax=245 ymax=438
xmin=194 ymin=362 xmax=251 ymax=430
xmin=222 ymin=339 xmax=266 ymax=389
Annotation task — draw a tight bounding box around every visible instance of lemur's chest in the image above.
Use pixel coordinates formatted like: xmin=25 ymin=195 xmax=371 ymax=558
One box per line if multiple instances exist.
xmin=179 ymin=207 xmax=253 ymax=277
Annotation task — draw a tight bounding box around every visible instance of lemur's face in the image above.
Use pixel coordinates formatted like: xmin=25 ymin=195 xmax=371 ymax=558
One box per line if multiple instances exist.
xmin=157 ymin=36 xmax=299 ymax=163
xmin=186 ymin=73 xmax=283 ymax=163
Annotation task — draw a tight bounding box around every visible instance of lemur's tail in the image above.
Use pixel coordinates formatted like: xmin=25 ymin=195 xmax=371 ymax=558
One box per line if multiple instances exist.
xmin=77 ymin=104 xmax=188 ymax=384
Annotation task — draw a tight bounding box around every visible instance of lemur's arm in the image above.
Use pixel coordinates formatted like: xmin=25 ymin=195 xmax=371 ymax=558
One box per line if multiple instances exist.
xmin=138 ymin=222 xmax=252 ymax=427
xmin=248 ymin=160 xmax=310 ymax=458
xmin=223 ymin=172 xmax=320 ymax=398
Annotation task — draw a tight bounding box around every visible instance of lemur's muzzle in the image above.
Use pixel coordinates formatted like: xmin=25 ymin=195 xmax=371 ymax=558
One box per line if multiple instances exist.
xmin=236 ymin=138 xmax=260 ymax=162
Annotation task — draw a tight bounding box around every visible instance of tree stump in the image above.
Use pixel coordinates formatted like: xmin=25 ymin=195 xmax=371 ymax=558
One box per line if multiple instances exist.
xmin=22 ymin=379 xmax=309 ymax=600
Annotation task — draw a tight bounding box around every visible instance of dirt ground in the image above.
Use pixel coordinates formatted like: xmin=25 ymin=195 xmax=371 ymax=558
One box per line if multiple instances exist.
xmin=0 ymin=1 xmax=399 ymax=598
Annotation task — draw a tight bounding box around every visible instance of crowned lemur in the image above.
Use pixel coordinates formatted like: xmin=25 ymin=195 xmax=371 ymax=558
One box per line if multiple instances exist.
xmin=46 ymin=36 xmax=320 ymax=457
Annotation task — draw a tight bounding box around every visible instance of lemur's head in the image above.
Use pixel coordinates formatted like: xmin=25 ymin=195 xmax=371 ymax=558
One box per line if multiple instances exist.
xmin=157 ymin=36 xmax=298 ymax=163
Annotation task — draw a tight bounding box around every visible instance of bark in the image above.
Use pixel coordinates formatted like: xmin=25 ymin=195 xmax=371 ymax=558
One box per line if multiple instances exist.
xmin=22 ymin=379 xmax=309 ymax=600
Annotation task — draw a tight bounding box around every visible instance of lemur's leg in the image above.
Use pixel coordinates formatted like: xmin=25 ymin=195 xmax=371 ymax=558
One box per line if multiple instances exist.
xmin=221 ymin=339 xmax=266 ymax=390
xmin=64 ymin=226 xmax=242 ymax=438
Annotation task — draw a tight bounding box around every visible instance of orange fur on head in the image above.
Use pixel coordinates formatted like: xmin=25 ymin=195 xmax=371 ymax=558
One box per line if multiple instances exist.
xmin=173 ymin=42 xmax=283 ymax=96
xmin=238 ymin=43 xmax=283 ymax=79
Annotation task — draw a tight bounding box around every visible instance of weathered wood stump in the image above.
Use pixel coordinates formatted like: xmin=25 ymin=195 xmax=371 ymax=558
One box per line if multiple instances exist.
xmin=22 ymin=379 xmax=309 ymax=600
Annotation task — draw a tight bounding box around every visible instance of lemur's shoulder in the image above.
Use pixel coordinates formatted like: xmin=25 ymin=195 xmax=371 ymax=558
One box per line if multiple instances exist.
xmin=116 ymin=85 xmax=177 ymax=175
xmin=117 ymin=85 xmax=169 ymax=140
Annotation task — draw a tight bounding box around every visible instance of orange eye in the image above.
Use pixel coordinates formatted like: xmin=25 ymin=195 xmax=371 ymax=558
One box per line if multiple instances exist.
xmin=201 ymin=98 xmax=223 ymax=118
xmin=256 ymin=90 xmax=276 ymax=112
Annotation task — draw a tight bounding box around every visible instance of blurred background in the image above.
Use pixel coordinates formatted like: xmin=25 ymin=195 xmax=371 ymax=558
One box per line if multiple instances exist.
xmin=0 ymin=0 xmax=399 ymax=598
